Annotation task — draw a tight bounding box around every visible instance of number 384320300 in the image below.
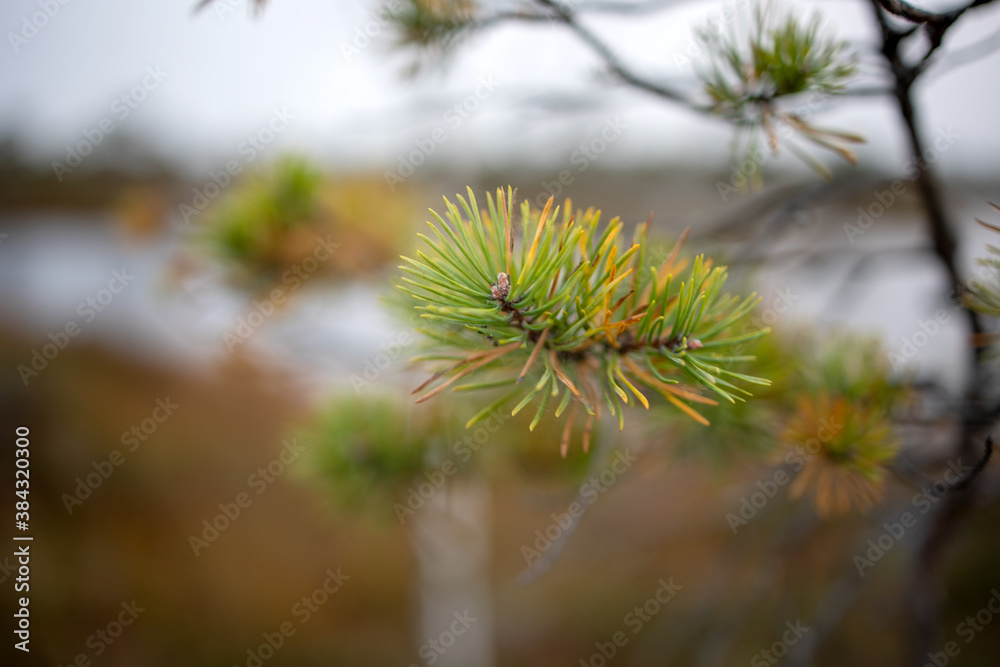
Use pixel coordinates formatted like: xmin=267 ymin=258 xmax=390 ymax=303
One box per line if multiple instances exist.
xmin=15 ymin=427 xmax=30 ymax=523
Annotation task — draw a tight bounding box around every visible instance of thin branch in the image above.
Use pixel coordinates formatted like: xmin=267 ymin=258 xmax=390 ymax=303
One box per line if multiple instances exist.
xmin=876 ymin=0 xmax=964 ymax=24
xmin=728 ymin=174 xmax=872 ymax=265
xmin=433 ymin=2 xmax=697 ymax=107
xmin=892 ymin=436 xmax=996 ymax=497
xmin=475 ymin=9 xmax=561 ymax=27
xmin=790 ymin=432 xmax=991 ymax=667
xmin=838 ymin=85 xmax=893 ymax=97
xmin=516 ymin=425 xmax=618 ymax=584
xmin=785 ymin=504 xmax=906 ymax=666
xmin=531 ymin=0 xmax=694 ymax=105
xmin=568 ymin=0 xmax=695 ymax=14
xmin=876 ymin=0 xmax=996 ymax=24
xmin=932 ymin=436 xmax=994 ymax=496
xmin=865 ymin=5 xmax=996 ymax=655
xmin=644 ymin=508 xmax=820 ymax=665
xmin=874 ymin=0 xmax=999 ymax=74
xmin=926 ymin=25 xmax=1000 ymax=82
xmin=192 ymin=0 xmax=266 ymax=14
xmin=868 ymin=0 xmax=984 ymax=342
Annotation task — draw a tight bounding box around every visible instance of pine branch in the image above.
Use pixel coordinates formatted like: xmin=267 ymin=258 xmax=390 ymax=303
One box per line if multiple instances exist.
xmin=398 ymin=187 xmax=769 ymax=448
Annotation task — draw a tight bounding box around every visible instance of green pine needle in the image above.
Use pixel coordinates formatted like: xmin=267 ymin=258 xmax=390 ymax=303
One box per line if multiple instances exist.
xmin=398 ymin=187 xmax=770 ymax=446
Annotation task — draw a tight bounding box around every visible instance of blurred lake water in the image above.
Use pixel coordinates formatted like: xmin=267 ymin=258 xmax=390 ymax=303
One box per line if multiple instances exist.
xmin=1 ymin=172 xmax=994 ymax=394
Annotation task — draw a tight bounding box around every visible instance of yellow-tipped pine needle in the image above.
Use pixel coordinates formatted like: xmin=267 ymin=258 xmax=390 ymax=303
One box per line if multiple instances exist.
xmin=524 ymin=196 xmax=554 ymax=271
xmin=665 ymin=393 xmax=710 ymax=426
xmin=615 ymin=364 xmax=649 ymax=409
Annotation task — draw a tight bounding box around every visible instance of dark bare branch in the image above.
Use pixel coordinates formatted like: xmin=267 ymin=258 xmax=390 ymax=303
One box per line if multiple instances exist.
xmin=531 ymin=0 xmax=694 ymax=105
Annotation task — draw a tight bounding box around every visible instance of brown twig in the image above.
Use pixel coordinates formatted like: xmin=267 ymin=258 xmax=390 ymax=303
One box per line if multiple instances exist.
xmin=867 ymin=1 xmax=998 ymax=661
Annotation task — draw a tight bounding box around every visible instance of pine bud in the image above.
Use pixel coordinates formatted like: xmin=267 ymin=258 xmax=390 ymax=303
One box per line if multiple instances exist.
xmin=491 ymin=272 xmax=510 ymax=301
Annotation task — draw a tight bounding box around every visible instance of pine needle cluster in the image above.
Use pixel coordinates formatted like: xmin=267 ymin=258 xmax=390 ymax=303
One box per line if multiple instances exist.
xmin=397 ymin=187 xmax=770 ymax=454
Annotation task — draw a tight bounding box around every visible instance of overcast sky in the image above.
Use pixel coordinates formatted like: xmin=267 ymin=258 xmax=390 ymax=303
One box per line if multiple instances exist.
xmin=2 ymin=0 xmax=1000 ymax=177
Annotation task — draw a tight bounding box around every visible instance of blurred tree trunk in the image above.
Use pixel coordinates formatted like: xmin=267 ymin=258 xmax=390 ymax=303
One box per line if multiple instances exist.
xmin=410 ymin=477 xmax=495 ymax=667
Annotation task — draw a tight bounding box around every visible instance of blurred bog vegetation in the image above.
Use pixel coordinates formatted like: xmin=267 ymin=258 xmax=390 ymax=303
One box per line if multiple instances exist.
xmin=196 ymin=158 xmax=417 ymax=291
xmin=1 ymin=138 xmax=999 ymax=666
xmin=2 ymin=324 xmax=999 ymax=666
